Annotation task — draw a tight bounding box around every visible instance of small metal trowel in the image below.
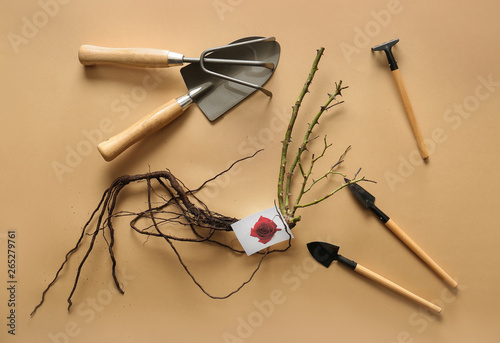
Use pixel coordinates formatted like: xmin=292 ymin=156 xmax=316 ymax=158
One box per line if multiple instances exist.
xmin=85 ymin=36 xmax=280 ymax=161
xmin=307 ymin=241 xmax=442 ymax=313
xmin=344 ymin=178 xmax=458 ymax=288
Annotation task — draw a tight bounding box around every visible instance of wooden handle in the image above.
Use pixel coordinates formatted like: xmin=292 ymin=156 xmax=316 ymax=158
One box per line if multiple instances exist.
xmin=391 ymin=69 xmax=429 ymax=159
xmin=97 ymin=99 xmax=185 ymax=161
xmin=385 ymin=219 xmax=458 ymax=288
xmin=79 ymin=45 xmax=180 ymax=68
xmin=355 ymin=264 xmax=442 ymax=313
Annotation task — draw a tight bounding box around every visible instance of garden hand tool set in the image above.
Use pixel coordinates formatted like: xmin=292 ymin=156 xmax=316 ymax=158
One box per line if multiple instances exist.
xmin=75 ymin=34 xmax=457 ymax=313
xmin=79 ymin=36 xmax=280 ymax=161
xmin=305 ymin=177 xmax=457 ymax=313
xmin=304 ymin=39 xmax=456 ymax=314
xmin=305 ymin=38 xmax=456 ymax=313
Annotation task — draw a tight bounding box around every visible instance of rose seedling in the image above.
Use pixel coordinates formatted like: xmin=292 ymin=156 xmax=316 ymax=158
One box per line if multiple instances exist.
xmin=32 ymin=48 xmax=363 ymax=315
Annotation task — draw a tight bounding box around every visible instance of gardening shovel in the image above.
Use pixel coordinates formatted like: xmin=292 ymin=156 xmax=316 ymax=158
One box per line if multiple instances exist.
xmin=344 ymin=179 xmax=458 ymax=288
xmin=307 ymin=241 xmax=442 ymax=313
xmin=95 ymin=36 xmax=280 ymax=161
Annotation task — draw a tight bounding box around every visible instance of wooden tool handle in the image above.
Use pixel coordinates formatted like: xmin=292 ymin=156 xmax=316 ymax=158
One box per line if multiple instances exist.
xmin=97 ymin=99 xmax=184 ymax=161
xmin=385 ymin=219 xmax=458 ymax=288
xmin=391 ymin=69 xmax=429 ymax=159
xmin=79 ymin=45 xmax=179 ymax=68
xmin=355 ymin=264 xmax=442 ymax=313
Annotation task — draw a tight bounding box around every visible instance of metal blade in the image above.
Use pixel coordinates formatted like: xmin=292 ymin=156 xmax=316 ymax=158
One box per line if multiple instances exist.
xmin=345 ymin=179 xmax=390 ymax=223
xmin=306 ymin=241 xmax=340 ymax=268
xmin=345 ymin=178 xmax=376 ymax=208
xmin=180 ymin=36 xmax=280 ymax=121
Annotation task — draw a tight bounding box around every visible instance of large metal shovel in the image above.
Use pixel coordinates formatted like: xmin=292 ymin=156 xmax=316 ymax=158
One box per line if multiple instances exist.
xmin=91 ymin=36 xmax=280 ymax=161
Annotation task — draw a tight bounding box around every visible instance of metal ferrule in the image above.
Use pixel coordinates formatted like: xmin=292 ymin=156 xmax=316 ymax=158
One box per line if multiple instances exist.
xmin=176 ymin=82 xmax=213 ymax=110
xmin=176 ymin=94 xmax=193 ymax=109
xmin=337 ymin=255 xmax=357 ymax=270
xmin=369 ymin=205 xmax=390 ymax=223
xmin=166 ymin=51 xmax=184 ymax=66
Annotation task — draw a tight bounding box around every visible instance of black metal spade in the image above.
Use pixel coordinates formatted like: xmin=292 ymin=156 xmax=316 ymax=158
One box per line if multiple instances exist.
xmin=344 ymin=179 xmax=458 ymax=289
xmin=306 ymin=241 xmax=357 ymax=269
xmin=344 ymin=178 xmax=389 ymax=223
xmin=307 ymin=241 xmax=442 ymax=313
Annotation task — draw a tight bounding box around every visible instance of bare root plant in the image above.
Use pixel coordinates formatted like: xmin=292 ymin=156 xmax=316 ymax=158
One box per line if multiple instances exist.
xmin=31 ymin=47 xmax=364 ymax=316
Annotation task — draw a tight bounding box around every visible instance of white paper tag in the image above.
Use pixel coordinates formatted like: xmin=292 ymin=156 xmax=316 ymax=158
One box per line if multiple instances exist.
xmin=231 ymin=207 xmax=293 ymax=256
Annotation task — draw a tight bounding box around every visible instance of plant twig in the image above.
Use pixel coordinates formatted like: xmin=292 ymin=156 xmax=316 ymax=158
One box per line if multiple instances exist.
xmin=294 ymin=176 xmax=365 ymax=209
xmin=278 ymin=47 xmax=325 ymax=221
xmin=277 ymin=48 xmax=360 ymax=227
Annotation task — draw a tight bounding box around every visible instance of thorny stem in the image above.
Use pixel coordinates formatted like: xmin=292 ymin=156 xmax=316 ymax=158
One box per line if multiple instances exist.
xmin=294 ymin=176 xmax=365 ymax=209
xmin=293 ymin=138 xmax=338 ymax=212
xmin=285 ymin=82 xmax=346 ymax=181
xmin=285 ymin=83 xmax=346 ymax=220
xmin=278 ymin=47 xmax=324 ymax=221
xmin=278 ymin=47 xmax=353 ymax=226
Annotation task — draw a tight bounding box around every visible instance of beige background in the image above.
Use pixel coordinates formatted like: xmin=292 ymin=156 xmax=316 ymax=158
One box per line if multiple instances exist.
xmin=1 ymin=0 xmax=500 ymax=342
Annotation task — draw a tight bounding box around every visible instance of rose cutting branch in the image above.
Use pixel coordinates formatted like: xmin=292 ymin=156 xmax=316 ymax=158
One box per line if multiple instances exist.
xmin=278 ymin=47 xmax=364 ymax=227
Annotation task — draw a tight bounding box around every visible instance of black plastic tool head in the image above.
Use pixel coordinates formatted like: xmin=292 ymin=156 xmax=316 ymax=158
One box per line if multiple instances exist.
xmin=344 ymin=178 xmax=376 ymax=208
xmin=307 ymin=241 xmax=340 ymax=268
xmin=372 ymin=38 xmax=399 ymax=71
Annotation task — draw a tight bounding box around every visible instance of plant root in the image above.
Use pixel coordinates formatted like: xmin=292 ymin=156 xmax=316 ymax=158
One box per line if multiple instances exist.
xmin=31 ymin=150 xmax=289 ymax=316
